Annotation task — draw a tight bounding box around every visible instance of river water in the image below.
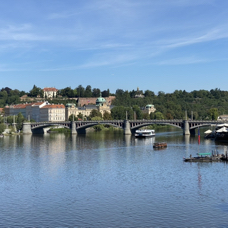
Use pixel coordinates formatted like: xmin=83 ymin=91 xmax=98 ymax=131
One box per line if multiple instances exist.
xmin=1 ymin=128 xmax=228 ymax=227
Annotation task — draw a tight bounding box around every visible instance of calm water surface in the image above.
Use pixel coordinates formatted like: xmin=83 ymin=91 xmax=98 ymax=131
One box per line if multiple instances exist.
xmin=1 ymin=128 xmax=228 ymax=227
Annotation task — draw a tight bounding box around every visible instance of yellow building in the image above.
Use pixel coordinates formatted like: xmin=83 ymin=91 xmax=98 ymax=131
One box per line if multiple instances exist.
xmin=65 ymin=94 xmax=112 ymax=120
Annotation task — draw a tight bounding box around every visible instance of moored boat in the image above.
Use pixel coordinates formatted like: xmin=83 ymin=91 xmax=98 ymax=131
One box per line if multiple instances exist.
xmin=135 ymin=129 xmax=155 ymax=138
xmin=153 ymin=142 xmax=167 ymax=149
xmin=215 ymin=126 xmax=228 ymax=142
xmin=204 ymin=129 xmax=215 ymax=139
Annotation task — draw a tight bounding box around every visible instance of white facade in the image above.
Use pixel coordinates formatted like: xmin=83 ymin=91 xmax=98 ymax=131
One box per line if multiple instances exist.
xmin=43 ymin=88 xmax=58 ymax=99
xmin=40 ymin=104 xmax=65 ymax=122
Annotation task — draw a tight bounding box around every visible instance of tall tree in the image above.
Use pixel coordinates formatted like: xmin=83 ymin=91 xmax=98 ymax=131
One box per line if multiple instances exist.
xmin=77 ymin=85 xmax=85 ymax=97
xmin=28 ymin=85 xmax=42 ymax=97
xmin=84 ymin=85 xmax=92 ymax=97
xmin=92 ymin=88 xmax=101 ymax=97
xmin=102 ymin=89 xmax=110 ymax=97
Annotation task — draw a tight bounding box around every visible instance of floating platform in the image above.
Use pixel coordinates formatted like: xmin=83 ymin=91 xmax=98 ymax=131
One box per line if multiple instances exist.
xmin=184 ymin=152 xmax=225 ymax=162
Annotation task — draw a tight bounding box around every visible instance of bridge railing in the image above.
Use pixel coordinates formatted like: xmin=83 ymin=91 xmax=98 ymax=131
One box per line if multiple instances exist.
xmin=29 ymin=119 xmax=228 ymax=125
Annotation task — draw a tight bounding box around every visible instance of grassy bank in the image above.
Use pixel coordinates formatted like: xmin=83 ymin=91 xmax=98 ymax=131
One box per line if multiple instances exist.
xmin=48 ymin=128 xmax=71 ymax=133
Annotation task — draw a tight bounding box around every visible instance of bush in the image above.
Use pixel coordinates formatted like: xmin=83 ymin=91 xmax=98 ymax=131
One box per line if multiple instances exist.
xmin=0 ymin=123 xmax=6 ymax=134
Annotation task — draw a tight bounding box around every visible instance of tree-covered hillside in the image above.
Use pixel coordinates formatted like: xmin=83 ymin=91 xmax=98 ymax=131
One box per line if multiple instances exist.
xmin=112 ymin=88 xmax=228 ymax=120
xmin=1 ymin=85 xmax=227 ymax=120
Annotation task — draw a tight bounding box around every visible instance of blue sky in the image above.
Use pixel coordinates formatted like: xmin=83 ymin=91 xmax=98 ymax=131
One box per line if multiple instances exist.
xmin=1 ymin=0 xmax=228 ymax=94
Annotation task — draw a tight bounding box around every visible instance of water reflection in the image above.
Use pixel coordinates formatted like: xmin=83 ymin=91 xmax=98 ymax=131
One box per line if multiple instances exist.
xmin=1 ymin=132 xmax=228 ymax=227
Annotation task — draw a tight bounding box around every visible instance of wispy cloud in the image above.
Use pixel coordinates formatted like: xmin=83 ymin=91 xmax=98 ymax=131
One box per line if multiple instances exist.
xmin=0 ymin=24 xmax=52 ymax=41
xmin=162 ymin=26 xmax=228 ymax=49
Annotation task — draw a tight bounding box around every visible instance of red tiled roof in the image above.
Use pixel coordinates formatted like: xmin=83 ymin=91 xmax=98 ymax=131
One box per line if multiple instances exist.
xmin=43 ymin=87 xmax=58 ymax=92
xmin=0 ymin=108 xmax=3 ymax=113
xmin=41 ymin=104 xmax=65 ymax=109
xmin=32 ymin=102 xmax=45 ymax=106
xmin=13 ymin=103 xmax=33 ymax=109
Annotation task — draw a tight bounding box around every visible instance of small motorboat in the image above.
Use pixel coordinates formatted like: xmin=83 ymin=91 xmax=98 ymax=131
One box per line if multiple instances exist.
xmin=153 ymin=142 xmax=167 ymax=149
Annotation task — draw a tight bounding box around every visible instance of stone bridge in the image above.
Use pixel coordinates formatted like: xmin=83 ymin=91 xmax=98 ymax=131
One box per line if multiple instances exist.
xmin=22 ymin=119 xmax=226 ymax=135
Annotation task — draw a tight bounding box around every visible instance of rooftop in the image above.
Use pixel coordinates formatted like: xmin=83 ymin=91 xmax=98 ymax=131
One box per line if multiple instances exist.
xmin=41 ymin=104 xmax=65 ymax=109
xmin=43 ymin=87 xmax=58 ymax=92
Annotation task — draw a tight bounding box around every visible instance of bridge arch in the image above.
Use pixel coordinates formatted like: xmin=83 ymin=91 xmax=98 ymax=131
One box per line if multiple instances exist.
xmin=130 ymin=122 xmax=183 ymax=131
xmin=75 ymin=121 xmax=124 ymax=130
xmin=31 ymin=123 xmax=71 ymax=130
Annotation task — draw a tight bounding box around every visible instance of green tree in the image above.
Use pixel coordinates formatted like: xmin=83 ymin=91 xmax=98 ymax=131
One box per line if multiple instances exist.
xmin=142 ymin=113 xmax=150 ymax=120
xmin=77 ymin=112 xmax=84 ymax=119
xmin=90 ymin=109 xmax=102 ymax=118
xmin=132 ymin=105 xmax=143 ymax=120
xmin=84 ymin=85 xmax=92 ymax=97
xmin=102 ymin=89 xmax=110 ymax=97
xmin=111 ymin=106 xmax=133 ymax=120
xmin=91 ymin=116 xmax=104 ymax=130
xmin=144 ymin=90 xmax=155 ymax=97
xmin=92 ymin=88 xmax=101 ymax=97
xmin=111 ymin=106 xmax=126 ymax=119
xmin=16 ymin=112 xmax=25 ymax=130
xmin=69 ymin=114 xmax=78 ymax=121
xmin=28 ymin=85 xmax=42 ymax=97
xmin=209 ymin=108 xmax=219 ymax=120
xmin=60 ymin=87 xmax=75 ymax=98
xmin=103 ymin=111 xmax=112 ymax=120
xmin=154 ymin=112 xmax=164 ymax=120
xmin=77 ymin=85 xmax=85 ymax=97
xmin=0 ymin=123 xmax=5 ymax=134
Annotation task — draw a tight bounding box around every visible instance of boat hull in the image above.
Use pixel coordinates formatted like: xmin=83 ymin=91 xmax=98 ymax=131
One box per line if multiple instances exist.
xmin=135 ymin=130 xmax=155 ymax=138
xmin=215 ymin=133 xmax=228 ymax=142
xmin=184 ymin=157 xmax=221 ymax=162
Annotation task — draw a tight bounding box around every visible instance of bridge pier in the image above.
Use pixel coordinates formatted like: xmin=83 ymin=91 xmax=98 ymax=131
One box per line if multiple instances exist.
xmin=183 ymin=120 xmax=190 ymax=135
xmin=124 ymin=120 xmax=132 ymax=135
xmin=71 ymin=121 xmax=77 ymax=134
xmin=22 ymin=122 xmax=32 ymax=134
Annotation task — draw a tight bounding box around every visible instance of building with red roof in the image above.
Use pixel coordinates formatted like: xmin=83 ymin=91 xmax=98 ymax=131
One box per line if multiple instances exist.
xmin=43 ymin=87 xmax=58 ymax=99
xmin=40 ymin=104 xmax=65 ymax=122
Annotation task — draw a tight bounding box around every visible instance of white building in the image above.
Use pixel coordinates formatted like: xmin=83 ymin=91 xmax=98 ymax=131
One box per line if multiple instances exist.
xmin=142 ymin=104 xmax=156 ymax=115
xmin=30 ymin=102 xmax=49 ymax=122
xmin=40 ymin=104 xmax=65 ymax=122
xmin=4 ymin=101 xmax=65 ymax=122
xmin=218 ymin=115 xmax=228 ymax=121
xmin=43 ymin=87 xmax=58 ymax=99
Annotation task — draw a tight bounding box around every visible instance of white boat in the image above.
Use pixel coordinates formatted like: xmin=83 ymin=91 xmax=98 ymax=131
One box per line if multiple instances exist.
xmin=135 ymin=129 xmax=155 ymax=138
